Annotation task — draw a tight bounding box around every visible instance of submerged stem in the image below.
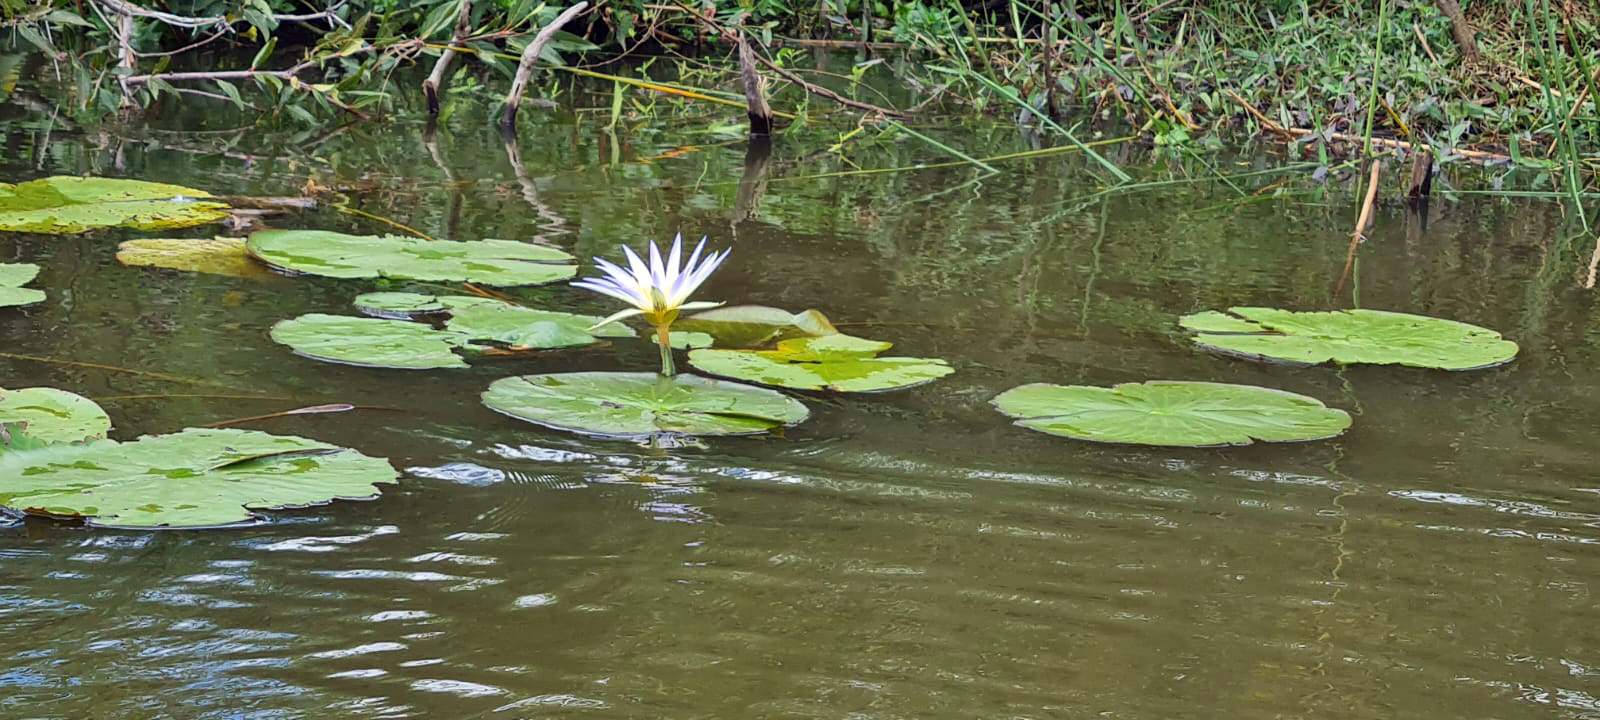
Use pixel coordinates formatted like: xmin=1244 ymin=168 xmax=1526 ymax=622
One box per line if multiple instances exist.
xmin=655 ymin=323 xmax=676 ymax=377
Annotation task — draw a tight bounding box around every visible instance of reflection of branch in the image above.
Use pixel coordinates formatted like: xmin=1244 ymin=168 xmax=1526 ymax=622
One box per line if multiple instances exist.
xmin=424 ymin=127 xmax=466 ymax=241
xmin=731 ymin=140 xmax=771 ymax=232
xmin=501 ymin=133 xmax=569 ymax=243
xmin=502 ymin=2 xmax=589 ymax=129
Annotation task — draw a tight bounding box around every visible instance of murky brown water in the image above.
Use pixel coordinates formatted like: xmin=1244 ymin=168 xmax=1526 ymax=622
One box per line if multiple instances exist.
xmin=2 ymin=54 xmax=1598 ymax=719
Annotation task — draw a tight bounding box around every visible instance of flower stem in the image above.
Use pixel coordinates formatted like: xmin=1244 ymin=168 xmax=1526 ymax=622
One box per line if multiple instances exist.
xmin=655 ymin=323 xmax=676 ymax=377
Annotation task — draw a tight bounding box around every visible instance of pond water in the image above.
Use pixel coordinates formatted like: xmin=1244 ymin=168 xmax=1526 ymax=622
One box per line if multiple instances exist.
xmin=3 ymin=61 xmax=1599 ymax=719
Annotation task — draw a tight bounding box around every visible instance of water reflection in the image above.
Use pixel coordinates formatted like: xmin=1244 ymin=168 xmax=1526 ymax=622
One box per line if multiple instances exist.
xmin=1 ymin=65 xmax=1598 ymax=719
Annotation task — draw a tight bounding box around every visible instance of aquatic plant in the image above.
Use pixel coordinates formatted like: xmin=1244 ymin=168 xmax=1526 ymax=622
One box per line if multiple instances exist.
xmin=572 ymin=233 xmax=730 ymax=377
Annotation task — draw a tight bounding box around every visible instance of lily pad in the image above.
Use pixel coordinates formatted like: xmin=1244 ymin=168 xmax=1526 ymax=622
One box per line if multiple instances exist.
xmin=0 ymin=387 xmax=111 ymax=445
xmin=0 ymin=262 xmax=45 ymax=307
xmin=1179 ymin=307 xmax=1518 ymax=370
xmin=0 ymin=176 xmax=230 ymax=234
xmin=992 ymin=381 xmax=1352 ymax=446
xmin=482 ymin=372 xmax=809 ymax=438
xmin=0 ymin=427 xmax=395 ymax=529
xmin=247 ymin=230 xmax=577 ymax=286
xmin=117 ymin=237 xmax=274 ymax=278
xmin=271 ymin=314 xmax=470 ymax=369
xmin=353 ymin=291 xmax=450 ymax=318
xmin=688 ymin=334 xmax=953 ymax=392
xmin=353 ymin=292 xmax=634 ymax=349
xmin=674 ymin=305 xmax=838 ymax=348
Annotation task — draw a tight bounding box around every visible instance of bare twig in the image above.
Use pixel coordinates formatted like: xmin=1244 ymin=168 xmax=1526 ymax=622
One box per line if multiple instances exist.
xmin=171 ymin=86 xmax=262 ymax=110
xmin=1335 ymin=159 xmax=1384 ymax=299
xmin=134 ymin=27 xmax=229 ymax=58
xmin=93 ymin=0 xmax=350 ymax=30
xmin=1413 ymin=23 xmax=1441 ymax=65
xmin=424 ymin=0 xmax=473 ymax=117
xmin=1129 ymin=0 xmax=1184 ymax=23
xmin=502 ymin=2 xmax=589 ymax=129
xmin=125 ymin=59 xmax=318 ymax=84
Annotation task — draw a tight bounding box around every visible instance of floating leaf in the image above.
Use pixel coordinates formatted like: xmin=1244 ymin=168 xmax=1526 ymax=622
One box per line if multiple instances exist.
xmin=0 ymin=427 xmax=395 ymax=529
xmin=271 ymin=313 xmax=469 ymax=369
xmin=674 ymin=305 xmax=838 ymax=348
xmin=688 ymin=334 xmax=953 ymax=392
xmin=247 ymin=230 xmax=576 ymax=286
xmin=0 ymin=262 xmax=45 ymax=307
xmin=0 ymin=387 xmax=111 ymax=445
xmin=116 ymin=236 xmax=274 ymax=278
xmin=353 ymin=292 xmax=634 ymax=349
xmin=992 ymin=381 xmax=1352 ymax=446
xmin=0 ymin=176 xmax=229 ymax=234
xmin=655 ymin=330 xmax=716 ymax=349
xmin=482 ymin=372 xmax=809 ymax=438
xmin=1179 ymin=307 xmax=1518 ymax=370
xmin=353 ymin=291 xmax=449 ymax=318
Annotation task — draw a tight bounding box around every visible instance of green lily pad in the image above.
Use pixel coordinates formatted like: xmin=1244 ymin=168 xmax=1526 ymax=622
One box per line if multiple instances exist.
xmin=353 ymin=292 xmax=634 ymax=348
xmin=246 ymin=230 xmax=577 ymax=286
xmin=0 ymin=427 xmax=395 ymax=529
xmin=271 ymin=313 xmax=470 ymax=369
xmin=117 ymin=236 xmax=275 ymax=279
xmin=655 ymin=330 xmax=716 ymax=349
xmin=0 ymin=176 xmax=230 ymax=234
xmin=482 ymin=372 xmax=809 ymax=438
xmin=353 ymin=291 xmax=450 ymax=318
xmin=688 ymin=334 xmax=953 ymax=392
xmin=0 ymin=387 xmax=111 ymax=445
xmin=0 ymin=262 xmax=46 ymax=307
xmin=992 ymin=381 xmax=1352 ymax=446
xmin=674 ymin=305 xmax=838 ymax=348
xmin=1179 ymin=307 xmax=1518 ymax=370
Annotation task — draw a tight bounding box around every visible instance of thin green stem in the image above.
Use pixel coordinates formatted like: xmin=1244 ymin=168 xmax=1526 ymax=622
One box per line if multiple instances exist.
xmin=656 ymin=323 xmax=676 ymax=377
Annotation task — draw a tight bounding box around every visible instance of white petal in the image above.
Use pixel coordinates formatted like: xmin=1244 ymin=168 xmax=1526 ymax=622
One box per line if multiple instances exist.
xmin=586 ymin=307 xmax=645 ymax=331
xmin=648 ymin=238 xmax=669 ymax=292
xmin=676 ymin=301 xmax=723 ymax=313
xmin=571 ymin=278 xmax=649 ymax=309
xmin=620 ymin=245 xmax=654 ymax=300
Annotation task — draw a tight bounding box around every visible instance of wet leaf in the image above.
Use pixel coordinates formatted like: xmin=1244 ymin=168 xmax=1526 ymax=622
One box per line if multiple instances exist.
xmin=0 ymin=262 xmax=45 ymax=307
xmin=673 ymin=304 xmax=838 ymax=348
xmin=0 ymin=427 xmax=395 ymax=529
xmin=0 ymin=387 xmax=111 ymax=446
xmin=247 ymin=230 xmax=577 ymax=286
xmin=353 ymin=292 xmax=634 ymax=349
xmin=1179 ymin=307 xmax=1518 ymax=370
xmin=992 ymin=381 xmax=1352 ymax=446
xmin=271 ymin=313 xmax=470 ymax=369
xmin=688 ymin=334 xmax=953 ymax=392
xmin=117 ymin=236 xmax=275 ymax=278
xmin=482 ymin=371 xmax=809 ymax=438
xmin=0 ymin=176 xmax=229 ymax=234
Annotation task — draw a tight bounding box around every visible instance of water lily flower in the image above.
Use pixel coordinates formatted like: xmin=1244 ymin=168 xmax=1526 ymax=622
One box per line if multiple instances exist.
xmin=573 ymin=233 xmax=729 ymax=376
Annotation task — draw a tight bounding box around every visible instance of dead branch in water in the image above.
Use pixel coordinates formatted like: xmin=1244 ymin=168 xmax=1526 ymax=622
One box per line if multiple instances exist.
xmin=424 ymin=0 xmax=474 ymax=117
xmin=1335 ymin=158 xmax=1384 ymax=301
xmin=502 ymin=2 xmax=589 ymax=130
xmin=739 ymin=35 xmax=772 ymax=137
xmin=668 ymin=0 xmax=912 ymax=119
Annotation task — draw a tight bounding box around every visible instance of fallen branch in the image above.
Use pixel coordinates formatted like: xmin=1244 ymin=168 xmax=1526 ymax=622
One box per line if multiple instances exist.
xmin=424 ymin=0 xmax=473 ymax=117
xmin=502 ymin=2 xmax=588 ymax=129
xmin=1225 ymin=89 xmax=1512 ymax=163
xmin=93 ymin=0 xmax=350 ymax=30
xmin=669 ymin=0 xmax=912 ymax=119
